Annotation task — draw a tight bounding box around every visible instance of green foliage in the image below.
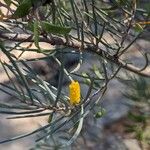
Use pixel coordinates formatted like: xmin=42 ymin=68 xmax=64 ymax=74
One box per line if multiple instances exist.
xmin=41 ymin=21 xmax=71 ymax=35
xmin=122 ymin=75 xmax=150 ymax=147
xmin=94 ymin=108 xmax=106 ymax=119
xmin=13 ymin=0 xmax=32 ymax=18
xmin=3 ymin=0 xmax=11 ymax=6
xmin=123 ymin=76 xmax=150 ymax=102
xmin=133 ymin=23 xmax=143 ymax=33
xmin=34 ymin=20 xmax=41 ymax=50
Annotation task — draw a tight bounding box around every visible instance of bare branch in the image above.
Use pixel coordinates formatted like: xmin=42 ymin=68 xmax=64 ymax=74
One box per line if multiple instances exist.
xmin=1 ymin=32 xmax=149 ymax=77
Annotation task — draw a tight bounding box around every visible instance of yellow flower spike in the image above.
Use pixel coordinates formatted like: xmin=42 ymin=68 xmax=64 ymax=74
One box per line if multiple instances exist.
xmin=69 ymin=80 xmax=81 ymax=105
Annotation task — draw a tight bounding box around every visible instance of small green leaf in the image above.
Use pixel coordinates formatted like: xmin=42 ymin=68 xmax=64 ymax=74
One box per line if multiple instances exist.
xmin=93 ymin=65 xmax=103 ymax=79
xmin=134 ymin=23 xmax=143 ymax=33
xmin=82 ymin=72 xmax=91 ymax=85
xmin=41 ymin=21 xmax=71 ymax=35
xmin=13 ymin=0 xmax=32 ymax=18
xmin=48 ymin=114 xmax=53 ymax=123
xmin=34 ymin=20 xmax=40 ymax=49
xmin=94 ymin=108 xmax=106 ymax=118
xmin=4 ymin=0 xmax=11 ymax=6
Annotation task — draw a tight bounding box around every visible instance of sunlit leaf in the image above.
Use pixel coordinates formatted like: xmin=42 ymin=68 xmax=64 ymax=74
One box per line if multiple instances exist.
xmin=41 ymin=21 xmax=71 ymax=35
xmin=134 ymin=23 xmax=143 ymax=33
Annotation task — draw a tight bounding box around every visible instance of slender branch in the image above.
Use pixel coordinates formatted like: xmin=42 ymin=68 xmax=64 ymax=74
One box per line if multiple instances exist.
xmin=0 ymin=32 xmax=149 ymax=77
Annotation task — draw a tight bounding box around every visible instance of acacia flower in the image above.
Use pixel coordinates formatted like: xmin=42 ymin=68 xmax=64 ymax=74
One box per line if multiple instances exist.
xmin=69 ymin=80 xmax=81 ymax=105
